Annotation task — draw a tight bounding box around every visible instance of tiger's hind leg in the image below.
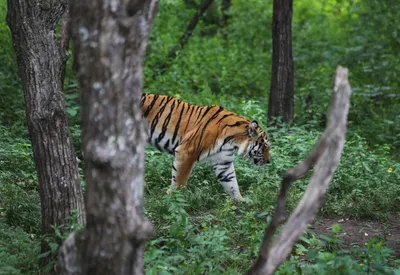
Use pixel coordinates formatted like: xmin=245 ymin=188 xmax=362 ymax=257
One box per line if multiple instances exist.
xmin=167 ymin=145 xmax=196 ymax=194
xmin=211 ymin=158 xmax=244 ymax=201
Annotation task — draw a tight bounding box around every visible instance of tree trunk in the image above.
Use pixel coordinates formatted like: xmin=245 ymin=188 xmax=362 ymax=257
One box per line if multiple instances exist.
xmin=58 ymin=0 xmax=159 ymax=274
xmin=268 ymin=0 xmax=294 ymax=125
xmin=6 ymin=0 xmax=86 ymax=272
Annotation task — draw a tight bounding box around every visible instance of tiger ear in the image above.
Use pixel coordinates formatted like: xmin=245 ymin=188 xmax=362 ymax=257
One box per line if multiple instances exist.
xmin=248 ymin=120 xmax=259 ymax=137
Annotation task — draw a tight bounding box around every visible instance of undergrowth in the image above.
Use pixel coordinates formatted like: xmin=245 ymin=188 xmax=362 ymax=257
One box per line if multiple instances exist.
xmin=1 ymin=0 xmax=399 ymax=273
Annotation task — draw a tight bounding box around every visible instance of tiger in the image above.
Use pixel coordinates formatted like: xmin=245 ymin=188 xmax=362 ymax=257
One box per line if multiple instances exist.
xmin=141 ymin=93 xmax=271 ymax=201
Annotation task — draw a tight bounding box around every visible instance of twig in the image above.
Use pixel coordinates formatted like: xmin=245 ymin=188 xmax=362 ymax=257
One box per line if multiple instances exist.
xmin=158 ymin=0 xmax=214 ymax=73
xmin=248 ymin=66 xmax=351 ymax=275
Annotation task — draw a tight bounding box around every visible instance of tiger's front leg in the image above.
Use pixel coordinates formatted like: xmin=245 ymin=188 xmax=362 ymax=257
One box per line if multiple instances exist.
xmin=167 ymin=145 xmax=196 ymax=194
xmin=211 ymin=157 xmax=244 ymax=201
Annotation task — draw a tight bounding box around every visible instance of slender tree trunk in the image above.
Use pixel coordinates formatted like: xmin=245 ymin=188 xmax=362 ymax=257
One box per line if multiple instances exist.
xmin=6 ymin=0 xmax=85 ymax=272
xmin=268 ymin=0 xmax=294 ymax=125
xmin=58 ymin=0 xmax=159 ymax=274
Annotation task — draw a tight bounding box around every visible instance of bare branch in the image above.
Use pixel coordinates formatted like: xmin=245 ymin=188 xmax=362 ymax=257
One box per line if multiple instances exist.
xmin=248 ymin=66 xmax=351 ymax=275
xmin=158 ymin=0 xmax=214 ymax=73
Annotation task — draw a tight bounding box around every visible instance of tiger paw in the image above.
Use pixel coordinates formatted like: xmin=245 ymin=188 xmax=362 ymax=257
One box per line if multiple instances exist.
xmin=234 ymin=195 xmax=245 ymax=202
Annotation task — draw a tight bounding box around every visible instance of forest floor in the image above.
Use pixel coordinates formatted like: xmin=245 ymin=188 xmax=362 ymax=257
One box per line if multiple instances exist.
xmin=310 ymin=215 xmax=400 ymax=258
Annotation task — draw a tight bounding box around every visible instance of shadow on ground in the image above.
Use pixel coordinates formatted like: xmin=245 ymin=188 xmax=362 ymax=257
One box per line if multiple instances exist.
xmin=310 ymin=216 xmax=400 ymax=258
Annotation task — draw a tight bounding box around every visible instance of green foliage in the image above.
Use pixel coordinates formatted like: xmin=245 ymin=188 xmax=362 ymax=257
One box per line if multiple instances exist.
xmin=0 ymin=0 xmax=399 ymax=273
xmin=0 ymin=126 xmax=40 ymax=234
xmin=0 ymin=1 xmax=25 ymax=129
xmin=279 ymin=228 xmax=399 ymax=275
xmin=39 ymin=210 xmax=84 ymax=273
xmin=0 ymin=222 xmax=40 ymax=275
xmin=142 ymin=101 xmax=399 ymax=273
xmin=326 ymin=135 xmax=400 ymax=219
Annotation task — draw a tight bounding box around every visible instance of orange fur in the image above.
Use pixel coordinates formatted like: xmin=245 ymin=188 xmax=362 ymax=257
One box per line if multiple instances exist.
xmin=141 ymin=93 xmax=271 ymax=199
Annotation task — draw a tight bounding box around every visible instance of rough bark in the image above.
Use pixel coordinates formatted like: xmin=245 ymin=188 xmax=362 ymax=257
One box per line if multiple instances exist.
xmin=248 ymin=67 xmax=351 ymax=274
xmin=58 ymin=0 xmax=159 ymax=274
xmin=6 ymin=0 xmax=86 ymax=272
xmin=268 ymin=0 xmax=294 ymax=124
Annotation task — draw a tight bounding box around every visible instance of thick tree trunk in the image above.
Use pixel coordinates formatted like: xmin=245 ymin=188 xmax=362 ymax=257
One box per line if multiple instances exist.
xmin=58 ymin=0 xmax=159 ymax=274
xmin=6 ymin=0 xmax=86 ymax=272
xmin=268 ymin=0 xmax=294 ymax=125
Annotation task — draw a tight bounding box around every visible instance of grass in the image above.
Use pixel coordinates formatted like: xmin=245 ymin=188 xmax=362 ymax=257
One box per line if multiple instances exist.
xmin=1 ymin=0 xmax=400 ymax=273
xmin=1 ymin=103 xmax=399 ymax=273
xmin=141 ymin=118 xmax=400 ymax=274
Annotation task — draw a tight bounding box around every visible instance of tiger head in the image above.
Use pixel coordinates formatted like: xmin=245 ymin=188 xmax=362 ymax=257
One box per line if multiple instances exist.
xmin=239 ymin=120 xmax=271 ymax=166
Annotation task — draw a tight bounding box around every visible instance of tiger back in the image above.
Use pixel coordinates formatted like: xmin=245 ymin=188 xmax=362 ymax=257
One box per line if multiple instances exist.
xmin=141 ymin=93 xmax=271 ymax=200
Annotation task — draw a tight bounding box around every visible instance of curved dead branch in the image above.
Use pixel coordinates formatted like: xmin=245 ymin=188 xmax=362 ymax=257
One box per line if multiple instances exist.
xmin=248 ymin=66 xmax=352 ymax=275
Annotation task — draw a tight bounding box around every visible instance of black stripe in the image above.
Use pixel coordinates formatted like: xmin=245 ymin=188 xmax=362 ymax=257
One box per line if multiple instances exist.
xmin=222 ymin=121 xmax=248 ymax=130
xmin=217 ymin=171 xmax=226 ymax=179
xmin=158 ymin=97 xmax=166 ymax=106
xmin=193 ymin=106 xmax=213 ymax=126
xmin=163 ymin=139 xmax=170 ymax=152
xmin=193 ymin=106 xmax=203 ymax=124
xmin=172 ymin=103 xmax=185 ymax=145
xmin=220 ymin=175 xmax=235 ymax=182
xmin=140 ymin=93 xmax=147 ymax=106
xmin=155 ymin=141 xmax=162 ymax=152
xmin=222 ymin=135 xmax=235 ymax=146
xmin=211 ymin=134 xmax=219 ymax=148
xmin=217 ymin=113 xmax=234 ymax=123
xmin=143 ymin=94 xmax=159 ymax=117
xmin=149 ymin=97 xmax=174 ymax=140
xmin=200 ymin=106 xmax=214 ymax=119
xmin=157 ymin=99 xmax=176 ymax=143
xmin=217 ymin=171 xmax=235 ymax=182
xmin=184 ymin=104 xmax=195 ymax=133
xmin=194 ymin=106 xmax=224 ymax=153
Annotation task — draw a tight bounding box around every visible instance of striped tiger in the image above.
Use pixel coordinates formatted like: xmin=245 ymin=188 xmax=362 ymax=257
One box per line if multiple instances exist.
xmin=141 ymin=93 xmax=271 ymax=201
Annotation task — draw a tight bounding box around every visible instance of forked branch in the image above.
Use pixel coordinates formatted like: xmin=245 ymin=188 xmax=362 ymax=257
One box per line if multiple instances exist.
xmin=248 ymin=66 xmax=352 ymax=275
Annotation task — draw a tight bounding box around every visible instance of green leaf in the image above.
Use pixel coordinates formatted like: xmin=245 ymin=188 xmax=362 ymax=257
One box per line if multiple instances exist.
xmin=362 ymin=162 xmax=372 ymax=173
xmin=37 ymin=250 xmax=51 ymax=259
xmin=49 ymin=242 xmax=59 ymax=253
xmin=67 ymin=108 xmax=78 ymax=117
xmin=306 ymin=249 xmax=318 ymax=260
